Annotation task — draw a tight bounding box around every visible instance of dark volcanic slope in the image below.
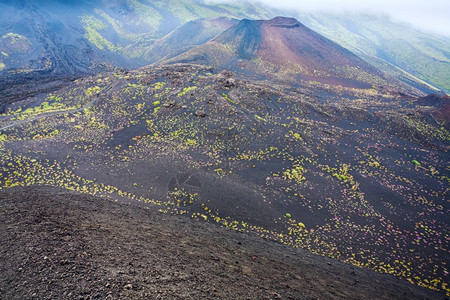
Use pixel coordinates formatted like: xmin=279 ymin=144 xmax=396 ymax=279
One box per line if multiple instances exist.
xmin=0 ymin=65 xmax=448 ymax=295
xmin=141 ymin=17 xmax=237 ymax=63
xmin=166 ymin=17 xmax=410 ymax=92
xmin=0 ymin=186 xmax=443 ymax=299
xmin=215 ymin=17 xmax=378 ymax=75
xmin=414 ymin=94 xmax=450 ymax=129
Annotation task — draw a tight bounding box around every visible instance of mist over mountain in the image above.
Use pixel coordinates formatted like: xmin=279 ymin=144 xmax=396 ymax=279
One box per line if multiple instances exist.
xmin=295 ymin=12 xmax=450 ymax=93
xmin=245 ymin=0 xmax=450 ymax=36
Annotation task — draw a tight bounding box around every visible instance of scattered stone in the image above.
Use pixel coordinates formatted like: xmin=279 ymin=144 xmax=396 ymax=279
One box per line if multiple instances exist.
xmin=224 ymin=78 xmax=236 ymax=88
xmin=195 ymin=110 xmax=207 ymax=118
xmin=124 ymin=284 xmax=133 ymax=290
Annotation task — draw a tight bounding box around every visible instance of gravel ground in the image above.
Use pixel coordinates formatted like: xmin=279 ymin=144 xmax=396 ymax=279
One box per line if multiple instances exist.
xmin=0 ymin=186 xmax=444 ymax=299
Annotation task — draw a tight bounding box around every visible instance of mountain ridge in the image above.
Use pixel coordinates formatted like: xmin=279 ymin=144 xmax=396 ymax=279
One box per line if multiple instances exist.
xmin=165 ymin=16 xmax=416 ymax=93
xmin=295 ymin=12 xmax=450 ymax=93
xmin=0 ymin=0 xmax=448 ymax=93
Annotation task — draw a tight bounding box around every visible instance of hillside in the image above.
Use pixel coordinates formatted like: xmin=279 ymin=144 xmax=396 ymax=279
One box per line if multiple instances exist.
xmin=0 ymin=1 xmax=449 ymax=297
xmin=295 ymin=12 xmax=450 ymax=93
xmin=1 ymin=1 xmax=447 ymax=94
xmin=165 ymin=17 xmax=415 ymax=93
xmin=0 ymin=64 xmax=448 ymax=295
xmin=1 ymin=1 xmax=448 ymax=94
xmin=140 ymin=17 xmax=237 ymax=63
xmin=0 ymin=0 xmax=266 ymax=113
xmin=1 ymin=186 xmax=444 ymax=299
xmin=0 ymin=0 xmax=274 ymax=75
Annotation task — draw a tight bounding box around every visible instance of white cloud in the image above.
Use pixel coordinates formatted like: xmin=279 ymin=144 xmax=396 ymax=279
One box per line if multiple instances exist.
xmin=215 ymin=0 xmax=450 ymax=37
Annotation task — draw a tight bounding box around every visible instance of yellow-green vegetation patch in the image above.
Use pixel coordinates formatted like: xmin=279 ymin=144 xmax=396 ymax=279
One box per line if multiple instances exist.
xmin=12 ymin=102 xmax=67 ymax=120
xmin=152 ymin=81 xmax=166 ymax=90
xmin=178 ymin=86 xmax=197 ymax=97
xmin=46 ymin=94 xmax=62 ymax=102
xmin=254 ymin=114 xmax=267 ymax=122
xmin=126 ymin=0 xmax=162 ymax=31
xmin=223 ymin=93 xmax=236 ymax=104
xmin=85 ymin=86 xmax=102 ymax=96
xmin=94 ymin=8 xmax=154 ymax=43
xmin=1 ymin=32 xmax=32 ymax=52
xmin=151 ymin=0 xmax=218 ymax=23
xmin=32 ymin=129 xmax=59 ymax=140
xmin=282 ymin=164 xmax=306 ymax=183
xmin=0 ymin=62 xmax=5 ymax=71
xmin=81 ymin=15 xmax=116 ymax=51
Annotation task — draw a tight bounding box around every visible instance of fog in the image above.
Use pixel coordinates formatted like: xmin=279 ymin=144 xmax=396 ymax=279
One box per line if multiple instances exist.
xmin=213 ymin=0 xmax=450 ymax=37
xmin=2 ymin=0 xmax=449 ymax=37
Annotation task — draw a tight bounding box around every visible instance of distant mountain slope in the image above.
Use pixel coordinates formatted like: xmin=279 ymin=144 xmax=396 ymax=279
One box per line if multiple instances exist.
xmin=295 ymin=13 xmax=450 ymax=93
xmin=0 ymin=0 xmax=110 ymax=76
xmin=0 ymin=0 xmax=275 ymax=75
xmin=0 ymin=0 xmax=448 ymax=94
xmin=165 ymin=17 xmax=414 ymax=92
xmin=140 ymin=17 xmax=237 ymax=63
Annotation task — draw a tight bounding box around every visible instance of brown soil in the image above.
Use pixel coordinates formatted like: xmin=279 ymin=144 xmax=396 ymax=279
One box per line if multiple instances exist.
xmin=0 ymin=187 xmax=444 ymax=299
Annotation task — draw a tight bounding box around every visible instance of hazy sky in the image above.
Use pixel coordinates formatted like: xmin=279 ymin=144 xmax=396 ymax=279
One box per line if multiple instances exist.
xmin=248 ymin=0 xmax=450 ymax=37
